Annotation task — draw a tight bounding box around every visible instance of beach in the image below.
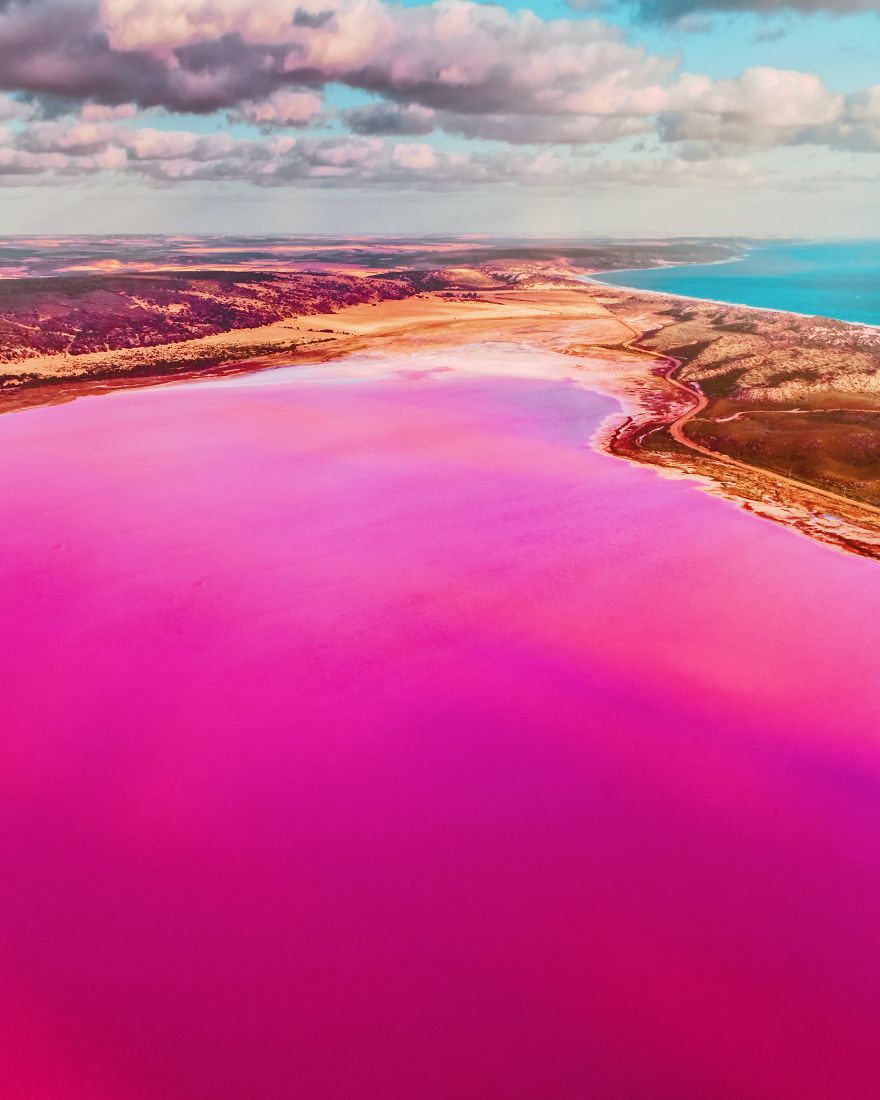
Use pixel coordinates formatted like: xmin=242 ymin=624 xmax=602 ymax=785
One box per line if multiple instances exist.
xmin=593 ymin=241 xmax=880 ymax=328
xmin=3 ymin=265 xmax=880 ymax=558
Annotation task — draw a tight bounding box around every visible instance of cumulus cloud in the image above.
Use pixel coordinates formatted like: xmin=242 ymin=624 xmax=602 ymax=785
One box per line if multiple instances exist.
xmin=339 ymin=62 xmax=880 ymax=151
xmin=230 ymin=90 xmax=324 ymax=130
xmin=0 ymin=93 xmax=36 ymax=121
xmin=0 ymin=0 xmax=875 ymax=194
xmin=432 ymin=111 xmax=653 ymax=144
xmin=658 ymin=67 xmax=842 ymax=143
xmin=79 ymin=102 xmax=138 ymax=121
xmin=291 ymin=7 xmax=336 ymax=28
xmin=0 ymin=0 xmax=675 ymax=117
xmin=391 ymin=142 xmax=438 ymax=170
xmin=342 ymin=103 xmax=436 ymax=137
xmin=0 ymin=113 xmax=769 ymax=190
xmin=658 ymin=68 xmax=880 ymax=152
xmin=809 ymin=85 xmax=880 ymax=151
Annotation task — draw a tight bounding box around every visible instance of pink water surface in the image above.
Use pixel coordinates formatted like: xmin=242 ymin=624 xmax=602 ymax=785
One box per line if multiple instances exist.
xmin=2 ymin=349 xmax=880 ymax=1099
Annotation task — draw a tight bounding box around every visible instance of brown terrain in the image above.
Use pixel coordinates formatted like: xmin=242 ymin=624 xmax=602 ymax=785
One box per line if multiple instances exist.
xmin=0 ymin=269 xmax=431 ymax=367
xmin=1 ymin=238 xmax=879 ymax=559
xmin=588 ymin=288 xmax=880 ymax=557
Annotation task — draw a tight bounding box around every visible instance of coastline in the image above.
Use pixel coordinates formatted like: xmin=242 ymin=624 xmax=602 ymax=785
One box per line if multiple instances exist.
xmin=2 ymin=269 xmax=880 ymax=560
xmin=586 ymin=259 xmax=880 ymax=332
xmin=587 ymin=273 xmax=880 ymax=330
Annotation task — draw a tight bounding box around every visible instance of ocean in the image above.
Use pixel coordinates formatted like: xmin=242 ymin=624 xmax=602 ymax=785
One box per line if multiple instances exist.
xmin=594 ymin=240 xmax=880 ymax=327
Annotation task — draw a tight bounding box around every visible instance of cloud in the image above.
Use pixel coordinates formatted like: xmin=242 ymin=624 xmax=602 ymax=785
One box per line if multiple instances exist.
xmin=0 ymin=0 xmax=676 ymax=118
xmin=751 ymin=23 xmax=788 ymax=41
xmin=430 ymin=111 xmax=653 ymax=144
xmin=291 ymin=7 xmax=336 ymax=28
xmin=810 ymin=85 xmax=880 ymax=151
xmin=230 ymin=90 xmax=324 ymax=130
xmin=390 ymin=142 xmax=437 ymax=170
xmin=0 ymin=0 xmax=876 ymax=196
xmin=564 ymin=0 xmax=609 ymax=10
xmin=671 ymin=13 xmax=715 ymax=30
xmin=341 ymin=100 xmax=653 ymax=143
xmin=657 ymin=68 xmax=880 ymax=152
xmin=658 ymin=67 xmax=842 ymax=143
xmin=342 ymin=103 xmax=436 ymax=137
xmin=0 ymin=114 xmax=770 ymax=190
xmin=340 ymin=62 xmax=878 ymax=152
xmin=630 ymin=0 xmax=879 ymax=20
xmin=0 ymin=93 xmax=36 ymax=121
xmin=79 ymin=101 xmax=138 ymax=121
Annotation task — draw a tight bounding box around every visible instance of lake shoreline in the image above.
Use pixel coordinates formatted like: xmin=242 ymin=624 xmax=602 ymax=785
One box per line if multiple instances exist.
xmin=6 ymin=342 xmax=880 ymax=1099
xmin=3 ymin=271 xmax=880 ymax=561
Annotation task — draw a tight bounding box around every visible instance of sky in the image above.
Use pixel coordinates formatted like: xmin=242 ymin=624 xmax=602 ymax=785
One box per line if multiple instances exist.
xmin=0 ymin=0 xmax=877 ymax=235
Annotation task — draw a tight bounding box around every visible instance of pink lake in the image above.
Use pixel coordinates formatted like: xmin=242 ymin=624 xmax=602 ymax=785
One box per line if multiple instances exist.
xmin=1 ymin=345 xmax=879 ymax=1099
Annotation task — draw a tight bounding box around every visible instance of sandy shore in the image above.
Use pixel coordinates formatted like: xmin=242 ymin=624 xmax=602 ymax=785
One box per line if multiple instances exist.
xmin=585 ymin=271 xmax=880 ymax=330
xmin=0 ymin=286 xmax=643 ymax=416
xmin=3 ymin=277 xmax=880 ymax=560
xmin=2 ymin=287 xmax=626 ymax=377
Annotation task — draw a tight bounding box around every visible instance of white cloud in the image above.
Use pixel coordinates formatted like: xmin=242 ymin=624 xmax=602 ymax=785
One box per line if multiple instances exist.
xmin=230 ymin=90 xmax=324 ymax=131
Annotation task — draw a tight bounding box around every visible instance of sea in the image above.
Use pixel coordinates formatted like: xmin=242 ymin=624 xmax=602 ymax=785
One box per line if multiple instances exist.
xmin=594 ymin=239 xmax=880 ymax=327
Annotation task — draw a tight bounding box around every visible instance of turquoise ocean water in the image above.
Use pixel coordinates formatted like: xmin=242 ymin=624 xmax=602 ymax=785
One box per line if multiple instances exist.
xmin=595 ymin=241 xmax=880 ymax=327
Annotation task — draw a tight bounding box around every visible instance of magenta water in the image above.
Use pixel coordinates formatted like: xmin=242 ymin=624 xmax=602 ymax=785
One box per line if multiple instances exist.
xmin=2 ymin=348 xmax=879 ymax=1099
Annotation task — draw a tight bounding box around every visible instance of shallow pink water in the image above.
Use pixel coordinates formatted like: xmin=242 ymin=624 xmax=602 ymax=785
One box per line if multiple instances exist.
xmin=2 ymin=349 xmax=880 ymax=1099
